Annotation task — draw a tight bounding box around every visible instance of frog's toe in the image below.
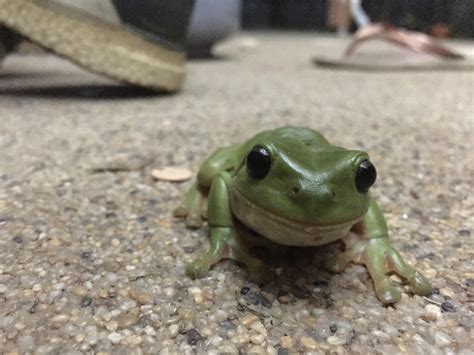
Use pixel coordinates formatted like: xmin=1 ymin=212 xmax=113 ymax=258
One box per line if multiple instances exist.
xmin=385 ymin=248 xmax=432 ymax=296
xmin=185 ymin=213 xmax=203 ymax=229
xmin=177 ymin=206 xmax=204 ymax=228
xmin=323 ymin=247 xmax=360 ymax=273
xmin=185 ymin=260 xmax=210 ymax=279
xmin=410 ymin=271 xmax=432 ymax=296
xmin=174 ymin=206 xmax=188 ymax=218
xmin=375 ymin=278 xmax=402 ymax=305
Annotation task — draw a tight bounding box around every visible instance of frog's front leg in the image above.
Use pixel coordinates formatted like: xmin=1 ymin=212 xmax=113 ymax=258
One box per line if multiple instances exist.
xmin=325 ymin=198 xmax=432 ymax=304
xmin=185 ymin=172 xmax=273 ymax=283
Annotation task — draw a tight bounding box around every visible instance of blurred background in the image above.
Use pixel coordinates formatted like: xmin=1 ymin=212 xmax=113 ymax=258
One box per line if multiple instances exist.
xmin=242 ymin=0 xmax=474 ymax=38
xmin=3 ymin=0 xmax=474 ymax=61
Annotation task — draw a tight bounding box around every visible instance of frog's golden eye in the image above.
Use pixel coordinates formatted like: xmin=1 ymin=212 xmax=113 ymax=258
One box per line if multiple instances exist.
xmin=355 ymin=160 xmax=377 ymax=193
xmin=246 ymin=145 xmax=271 ymax=180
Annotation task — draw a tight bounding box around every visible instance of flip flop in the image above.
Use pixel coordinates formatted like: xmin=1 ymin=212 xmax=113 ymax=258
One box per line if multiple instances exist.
xmin=0 ymin=0 xmax=191 ymax=91
xmin=313 ymin=24 xmax=474 ymax=71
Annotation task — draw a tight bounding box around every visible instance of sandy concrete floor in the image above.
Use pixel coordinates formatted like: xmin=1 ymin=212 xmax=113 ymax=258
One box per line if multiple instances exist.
xmin=0 ymin=33 xmax=473 ymax=354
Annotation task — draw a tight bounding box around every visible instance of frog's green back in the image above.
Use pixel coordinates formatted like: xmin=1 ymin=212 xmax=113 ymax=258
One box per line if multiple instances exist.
xmin=248 ymin=126 xmax=328 ymax=147
xmin=236 ymin=126 xmax=330 ymax=161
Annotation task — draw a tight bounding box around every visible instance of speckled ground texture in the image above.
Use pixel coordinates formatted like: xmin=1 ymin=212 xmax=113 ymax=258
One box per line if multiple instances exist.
xmin=0 ymin=33 xmax=473 ymax=354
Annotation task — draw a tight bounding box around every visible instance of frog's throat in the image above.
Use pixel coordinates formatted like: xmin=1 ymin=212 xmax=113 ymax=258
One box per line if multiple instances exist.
xmin=230 ymin=188 xmax=362 ymax=247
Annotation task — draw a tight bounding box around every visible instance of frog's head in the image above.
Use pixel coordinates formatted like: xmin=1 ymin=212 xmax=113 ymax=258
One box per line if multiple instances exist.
xmin=230 ymin=133 xmax=377 ymax=246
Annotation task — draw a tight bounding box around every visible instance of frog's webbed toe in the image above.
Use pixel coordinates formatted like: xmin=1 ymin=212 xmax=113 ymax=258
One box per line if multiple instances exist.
xmin=383 ymin=246 xmax=432 ymax=296
xmin=325 ymin=235 xmax=431 ymax=305
xmin=373 ymin=278 xmax=402 ymax=304
xmin=186 ymin=260 xmax=210 ymax=280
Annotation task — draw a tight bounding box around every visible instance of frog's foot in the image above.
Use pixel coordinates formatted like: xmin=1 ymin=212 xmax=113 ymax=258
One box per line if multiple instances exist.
xmin=186 ymin=227 xmax=230 ymax=279
xmin=186 ymin=227 xmax=274 ymax=284
xmin=174 ymin=182 xmax=207 ymax=228
xmin=324 ymin=235 xmax=432 ymax=304
xmin=186 ymin=254 xmax=224 ymax=279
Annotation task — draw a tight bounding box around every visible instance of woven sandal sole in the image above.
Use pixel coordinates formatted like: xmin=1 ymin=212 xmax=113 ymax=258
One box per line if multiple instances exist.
xmin=0 ymin=0 xmax=185 ymax=92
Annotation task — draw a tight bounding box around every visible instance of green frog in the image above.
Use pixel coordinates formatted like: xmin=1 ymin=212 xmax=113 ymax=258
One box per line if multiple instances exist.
xmin=175 ymin=126 xmax=431 ymax=304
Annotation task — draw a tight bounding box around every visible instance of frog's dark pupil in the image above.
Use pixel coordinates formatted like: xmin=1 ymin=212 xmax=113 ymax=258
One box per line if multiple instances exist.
xmin=246 ymin=145 xmax=271 ymax=180
xmin=356 ymin=160 xmax=377 ymax=193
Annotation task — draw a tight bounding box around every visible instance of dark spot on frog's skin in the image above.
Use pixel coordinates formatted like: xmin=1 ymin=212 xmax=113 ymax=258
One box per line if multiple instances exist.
xmin=441 ymin=301 xmax=456 ymax=312
xmin=292 ymin=186 xmax=300 ymax=195
xmin=330 ymin=324 xmax=338 ymax=333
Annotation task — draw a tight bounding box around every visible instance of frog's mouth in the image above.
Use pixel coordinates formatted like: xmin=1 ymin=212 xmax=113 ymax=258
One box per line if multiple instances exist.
xmin=230 ymin=188 xmax=363 ymax=247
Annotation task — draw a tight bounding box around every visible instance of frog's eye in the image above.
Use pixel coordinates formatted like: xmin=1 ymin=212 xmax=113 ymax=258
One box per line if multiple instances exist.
xmin=246 ymin=145 xmax=271 ymax=180
xmin=355 ymin=160 xmax=377 ymax=193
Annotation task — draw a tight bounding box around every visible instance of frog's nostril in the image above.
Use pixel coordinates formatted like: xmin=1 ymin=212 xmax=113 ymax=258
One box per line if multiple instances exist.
xmin=331 ymin=191 xmax=336 ymax=198
xmin=292 ymin=186 xmax=300 ymax=194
